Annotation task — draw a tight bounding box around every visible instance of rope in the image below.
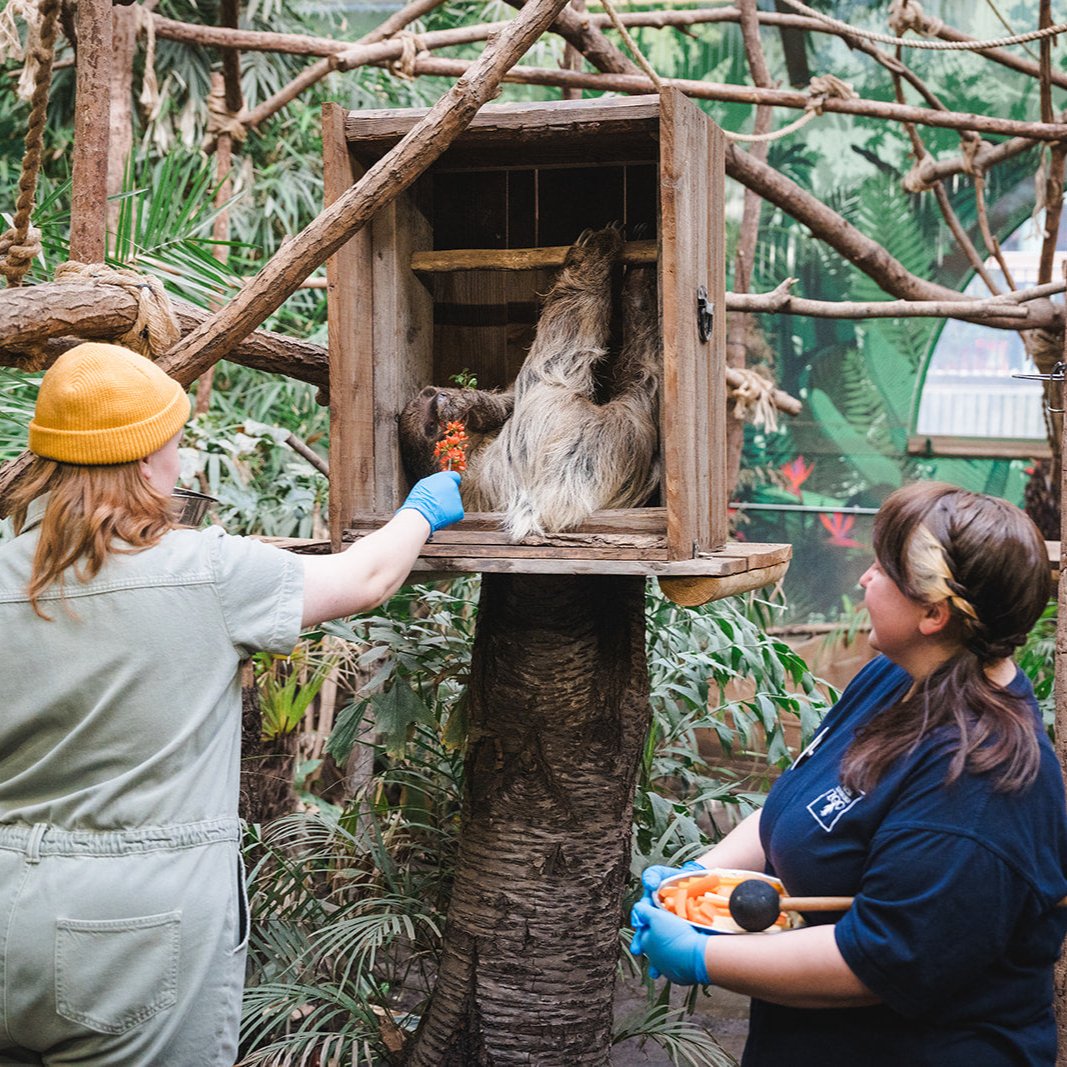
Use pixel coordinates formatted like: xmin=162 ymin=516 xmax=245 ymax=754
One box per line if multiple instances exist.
xmin=779 ymin=0 xmax=1067 ymax=50
xmin=726 ymin=73 xmax=859 ymax=143
xmin=53 ymin=261 xmax=181 ymax=356
xmin=134 ymin=4 xmax=161 ymax=119
xmin=730 ymin=366 xmax=779 ymax=434
xmin=599 ymin=0 xmax=665 ymax=89
xmin=888 ymin=0 xmax=942 ymax=38
xmin=0 ymin=0 xmax=59 ymax=289
xmin=0 ymin=0 xmax=41 ymax=100
xmin=390 ymin=30 xmax=426 ymax=80
xmin=203 ymin=78 xmax=247 ymax=151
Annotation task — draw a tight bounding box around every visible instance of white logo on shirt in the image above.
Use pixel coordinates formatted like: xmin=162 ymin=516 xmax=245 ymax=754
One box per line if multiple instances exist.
xmin=807 ymin=785 xmax=862 ymax=831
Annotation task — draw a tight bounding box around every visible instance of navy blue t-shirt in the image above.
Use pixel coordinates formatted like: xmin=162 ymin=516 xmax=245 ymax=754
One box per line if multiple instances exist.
xmin=744 ymin=656 xmax=1067 ymax=1067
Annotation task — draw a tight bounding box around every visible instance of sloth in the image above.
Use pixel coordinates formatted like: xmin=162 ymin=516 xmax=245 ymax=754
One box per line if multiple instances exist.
xmin=398 ymin=225 xmax=661 ymax=541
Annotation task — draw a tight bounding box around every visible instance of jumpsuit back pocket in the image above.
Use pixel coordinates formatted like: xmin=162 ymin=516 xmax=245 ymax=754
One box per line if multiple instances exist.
xmin=55 ymin=910 xmax=181 ymax=1035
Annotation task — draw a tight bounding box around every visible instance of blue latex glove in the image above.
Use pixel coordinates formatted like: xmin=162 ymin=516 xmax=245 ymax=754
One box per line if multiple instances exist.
xmin=398 ymin=471 xmax=464 ymax=533
xmin=630 ymin=897 xmax=712 ymax=985
xmin=641 ymin=861 xmax=706 ymax=899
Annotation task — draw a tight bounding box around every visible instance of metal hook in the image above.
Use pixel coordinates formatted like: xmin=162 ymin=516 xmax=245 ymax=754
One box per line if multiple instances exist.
xmin=1012 ymin=361 xmax=1066 ymax=414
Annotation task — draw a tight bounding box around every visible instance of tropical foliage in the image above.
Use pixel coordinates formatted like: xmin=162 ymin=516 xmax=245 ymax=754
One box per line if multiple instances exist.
xmin=1 ymin=0 xmax=1059 ymax=1061
xmin=237 ymin=582 xmax=832 ymax=1064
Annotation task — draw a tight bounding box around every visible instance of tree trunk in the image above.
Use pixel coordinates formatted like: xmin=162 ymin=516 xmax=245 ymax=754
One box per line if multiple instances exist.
xmin=405 ymin=574 xmax=650 ymax=1066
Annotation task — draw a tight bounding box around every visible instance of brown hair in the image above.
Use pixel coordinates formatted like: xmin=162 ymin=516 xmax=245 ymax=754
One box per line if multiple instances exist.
xmin=840 ymin=481 xmax=1051 ymax=794
xmin=9 ymin=457 xmax=175 ymax=619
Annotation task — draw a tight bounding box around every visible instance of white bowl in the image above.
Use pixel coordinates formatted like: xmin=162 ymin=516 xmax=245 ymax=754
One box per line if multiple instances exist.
xmin=655 ymin=867 xmax=801 ymax=934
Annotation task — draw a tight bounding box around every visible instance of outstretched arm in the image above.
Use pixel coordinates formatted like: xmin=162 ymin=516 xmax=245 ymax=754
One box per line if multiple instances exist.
xmin=300 ymin=471 xmax=463 ymax=627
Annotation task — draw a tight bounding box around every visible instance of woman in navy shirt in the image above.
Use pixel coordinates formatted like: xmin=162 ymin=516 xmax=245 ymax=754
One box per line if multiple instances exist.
xmin=631 ymin=481 xmax=1067 ymax=1066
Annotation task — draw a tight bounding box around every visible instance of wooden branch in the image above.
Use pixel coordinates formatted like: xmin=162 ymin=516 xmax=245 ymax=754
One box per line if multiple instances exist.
xmin=932 ymin=181 xmax=1001 ymax=295
xmin=400 ymin=56 xmax=1067 ymax=141
xmin=1040 ymin=0 xmax=1054 ymax=126
xmin=727 ymin=0 xmax=776 ymax=486
xmin=0 ymin=279 xmax=329 ymax=389
xmin=974 ymin=169 xmax=1016 ymax=289
xmin=722 ymin=141 xmax=1063 ymax=330
xmin=560 ymin=0 xmax=587 ymax=101
xmin=905 ymin=132 xmax=1045 ymax=188
xmin=1039 ymin=146 xmax=1067 ymax=286
xmin=69 ymin=0 xmax=112 ymax=262
xmin=151 ymin=14 xmax=344 ymax=56
xmin=734 ymin=0 xmax=774 ymax=296
xmin=242 ymin=56 xmax=333 ymax=130
xmin=357 ymin=0 xmax=446 ymax=46
xmin=284 ymin=432 xmax=330 ymax=476
xmin=505 ymin=0 xmax=641 ymax=76
xmin=150 ymin=8 xmax=1067 ymax=141
xmin=884 ymin=41 xmax=1001 ymax=296
xmin=153 ymin=0 xmax=575 ymax=388
xmin=727 ymin=287 xmax=1034 ymax=320
xmin=145 ymin=6 xmax=1067 ymax=94
xmin=330 ymin=24 xmax=518 ymax=72
xmin=220 ymin=0 xmax=242 ymax=113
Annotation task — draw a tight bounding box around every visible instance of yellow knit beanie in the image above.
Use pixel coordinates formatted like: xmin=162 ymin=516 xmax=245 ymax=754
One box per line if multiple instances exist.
xmin=29 ymin=342 xmax=191 ymax=465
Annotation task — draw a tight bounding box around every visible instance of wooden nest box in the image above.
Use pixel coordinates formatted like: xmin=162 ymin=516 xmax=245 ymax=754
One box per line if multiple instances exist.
xmin=322 ymin=92 xmax=790 ymax=602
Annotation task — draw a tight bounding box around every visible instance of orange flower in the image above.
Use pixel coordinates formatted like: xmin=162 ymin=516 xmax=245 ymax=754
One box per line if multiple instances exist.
xmin=433 ymin=420 xmax=469 ymax=472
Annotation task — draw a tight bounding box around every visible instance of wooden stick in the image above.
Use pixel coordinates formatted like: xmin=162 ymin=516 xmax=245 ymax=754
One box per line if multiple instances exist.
xmin=778 ymin=896 xmax=855 ymax=912
xmin=151 ymin=0 xmax=574 ymax=389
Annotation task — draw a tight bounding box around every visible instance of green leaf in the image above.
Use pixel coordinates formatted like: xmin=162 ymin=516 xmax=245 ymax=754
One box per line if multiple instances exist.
xmin=372 ymin=678 xmax=436 ymax=758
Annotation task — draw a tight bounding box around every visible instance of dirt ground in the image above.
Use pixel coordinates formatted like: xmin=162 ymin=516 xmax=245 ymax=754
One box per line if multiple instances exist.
xmin=611 ymin=976 xmax=749 ymax=1065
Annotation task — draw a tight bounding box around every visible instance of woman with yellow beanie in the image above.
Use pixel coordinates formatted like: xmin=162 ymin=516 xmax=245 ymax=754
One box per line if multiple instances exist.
xmin=0 ymin=342 xmax=463 ymax=1065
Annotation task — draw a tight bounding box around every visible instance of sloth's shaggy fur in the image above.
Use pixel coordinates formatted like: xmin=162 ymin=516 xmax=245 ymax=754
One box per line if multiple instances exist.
xmin=398 ymin=226 xmax=661 ymax=540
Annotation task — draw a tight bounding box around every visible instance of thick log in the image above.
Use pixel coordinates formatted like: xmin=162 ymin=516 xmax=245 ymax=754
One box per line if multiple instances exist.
xmin=153 ymin=0 xmax=575 ymax=388
xmin=0 ymin=280 xmax=328 ymax=389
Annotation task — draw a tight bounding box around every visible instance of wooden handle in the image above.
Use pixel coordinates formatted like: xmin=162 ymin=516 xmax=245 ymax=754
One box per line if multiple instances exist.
xmin=779 ymin=895 xmax=1067 ymax=912
xmin=779 ymin=896 xmax=855 ymax=912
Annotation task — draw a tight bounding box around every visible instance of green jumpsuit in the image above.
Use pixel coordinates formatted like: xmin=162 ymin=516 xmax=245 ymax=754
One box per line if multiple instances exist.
xmin=0 ymin=496 xmax=303 ymax=1065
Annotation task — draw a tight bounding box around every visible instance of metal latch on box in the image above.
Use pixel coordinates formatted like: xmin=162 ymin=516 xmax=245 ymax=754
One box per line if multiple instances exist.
xmin=696 ymin=286 xmax=714 ymax=343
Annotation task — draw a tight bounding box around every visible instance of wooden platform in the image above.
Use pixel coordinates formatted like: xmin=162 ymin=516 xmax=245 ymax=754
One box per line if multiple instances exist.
xmin=338 ymin=507 xmax=790 ymax=602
